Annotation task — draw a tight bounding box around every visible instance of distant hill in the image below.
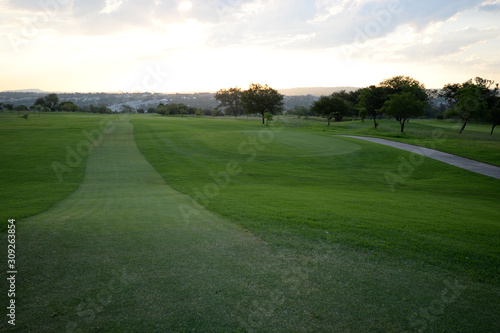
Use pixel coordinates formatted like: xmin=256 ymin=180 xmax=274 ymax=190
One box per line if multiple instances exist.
xmin=278 ymin=87 xmax=360 ymax=96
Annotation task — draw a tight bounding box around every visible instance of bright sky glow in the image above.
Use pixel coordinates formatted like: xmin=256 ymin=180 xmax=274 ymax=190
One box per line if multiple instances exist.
xmin=0 ymin=0 xmax=499 ymax=92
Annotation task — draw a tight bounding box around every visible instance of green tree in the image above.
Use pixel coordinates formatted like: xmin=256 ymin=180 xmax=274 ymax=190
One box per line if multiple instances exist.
xmin=489 ymin=98 xmax=500 ymax=135
xmin=34 ymin=94 xmax=59 ymax=111
xmin=445 ymin=85 xmax=488 ymax=134
xmin=15 ymin=105 xmax=29 ymax=118
xmin=382 ymin=92 xmax=426 ymax=133
xmin=44 ymin=93 xmax=59 ymax=111
xmin=357 ymin=85 xmax=387 ymax=128
xmin=14 ymin=105 xmax=29 ymax=111
xmin=264 ymin=112 xmax=274 ymax=126
xmin=241 ymin=83 xmax=284 ymax=125
xmin=288 ymin=106 xmax=313 ymax=118
xmin=120 ymin=105 xmax=135 ymax=113
xmin=379 ymin=76 xmax=428 ymax=102
xmin=311 ymin=95 xmax=351 ymax=126
xmin=441 ymin=77 xmax=497 ymax=111
xmin=89 ymin=104 xmax=112 ymax=114
xmin=179 ymin=104 xmax=188 ymax=117
xmin=59 ymin=101 xmax=79 ymax=112
xmin=215 ymin=87 xmax=243 ymax=117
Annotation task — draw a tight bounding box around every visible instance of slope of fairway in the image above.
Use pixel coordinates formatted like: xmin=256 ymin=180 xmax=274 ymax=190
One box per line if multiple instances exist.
xmin=2 ymin=115 xmax=499 ymax=332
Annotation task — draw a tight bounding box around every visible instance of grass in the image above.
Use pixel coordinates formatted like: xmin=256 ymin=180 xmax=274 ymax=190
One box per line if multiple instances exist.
xmin=0 ymin=112 xmax=119 ymax=231
xmin=1 ymin=113 xmax=499 ymax=332
xmin=282 ymin=116 xmax=500 ymax=166
xmin=132 ymin=116 xmax=500 ymax=283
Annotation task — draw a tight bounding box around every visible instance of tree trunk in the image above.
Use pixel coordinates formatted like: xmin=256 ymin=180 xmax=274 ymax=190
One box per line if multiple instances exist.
xmin=261 ymin=113 xmax=265 ymax=125
xmin=459 ymin=120 xmax=468 ymax=134
xmin=491 ymin=124 xmax=496 ymax=135
xmin=400 ymin=121 xmax=405 ymax=133
xmin=373 ymin=116 xmax=378 ymax=129
xmin=328 ymin=117 xmax=331 ymax=127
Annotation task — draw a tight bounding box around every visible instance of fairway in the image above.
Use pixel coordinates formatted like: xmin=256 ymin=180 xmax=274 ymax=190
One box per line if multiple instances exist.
xmin=199 ymin=130 xmax=362 ymax=157
xmin=1 ymin=114 xmax=499 ymax=332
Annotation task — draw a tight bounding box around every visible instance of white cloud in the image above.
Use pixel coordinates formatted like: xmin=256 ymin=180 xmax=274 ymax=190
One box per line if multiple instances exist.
xmin=1 ymin=0 xmax=499 ymax=92
xmin=99 ymin=0 xmax=125 ymax=14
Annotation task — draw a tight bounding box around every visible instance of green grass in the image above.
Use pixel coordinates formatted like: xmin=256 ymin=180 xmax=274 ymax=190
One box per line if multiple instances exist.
xmin=0 ymin=112 xmax=119 ymax=231
xmin=284 ymin=117 xmax=500 ymax=166
xmin=1 ymin=113 xmax=499 ymax=332
xmin=132 ymin=116 xmax=500 ymax=283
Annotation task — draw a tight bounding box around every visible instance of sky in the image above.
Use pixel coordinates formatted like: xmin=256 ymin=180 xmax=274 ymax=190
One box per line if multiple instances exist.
xmin=0 ymin=0 xmax=499 ymax=93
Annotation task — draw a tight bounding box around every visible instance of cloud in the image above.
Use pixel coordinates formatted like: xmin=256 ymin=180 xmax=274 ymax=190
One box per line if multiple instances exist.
xmin=99 ymin=0 xmax=125 ymax=14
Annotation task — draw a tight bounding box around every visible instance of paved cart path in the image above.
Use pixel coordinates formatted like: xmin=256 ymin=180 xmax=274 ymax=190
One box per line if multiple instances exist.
xmin=340 ymin=135 xmax=500 ymax=180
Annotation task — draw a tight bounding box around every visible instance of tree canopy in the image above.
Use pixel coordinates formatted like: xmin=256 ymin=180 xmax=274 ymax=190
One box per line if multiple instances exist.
xmin=379 ymin=76 xmax=428 ymax=101
xmin=445 ymin=85 xmax=488 ymax=134
xmin=241 ymin=84 xmax=284 ymax=125
xmin=311 ymin=95 xmax=351 ymax=126
xmin=59 ymin=101 xmax=79 ymax=112
xmin=357 ymin=85 xmax=387 ymax=128
xmin=382 ymin=92 xmax=426 ymax=133
xmin=377 ymin=76 xmax=428 ymax=132
xmin=215 ymin=87 xmax=243 ymax=117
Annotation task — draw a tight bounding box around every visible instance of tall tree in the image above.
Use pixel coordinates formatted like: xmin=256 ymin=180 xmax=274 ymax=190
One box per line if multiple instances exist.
xmin=215 ymin=87 xmax=243 ymax=117
xmin=311 ymin=95 xmax=351 ymax=126
xmin=445 ymin=85 xmax=488 ymax=134
xmin=241 ymin=84 xmax=284 ymax=125
xmin=44 ymin=93 xmax=59 ymax=111
xmin=34 ymin=94 xmax=59 ymax=111
xmin=357 ymin=85 xmax=387 ymax=128
xmin=382 ymin=92 xmax=426 ymax=133
xmin=489 ymin=97 xmax=500 ymax=135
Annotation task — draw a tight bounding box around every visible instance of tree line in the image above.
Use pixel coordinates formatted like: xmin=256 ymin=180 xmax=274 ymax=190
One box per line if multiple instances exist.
xmin=214 ymin=76 xmax=499 ymax=134
xmin=3 ymin=76 xmax=498 ymax=134
xmin=0 ymin=93 xmax=114 ymax=115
